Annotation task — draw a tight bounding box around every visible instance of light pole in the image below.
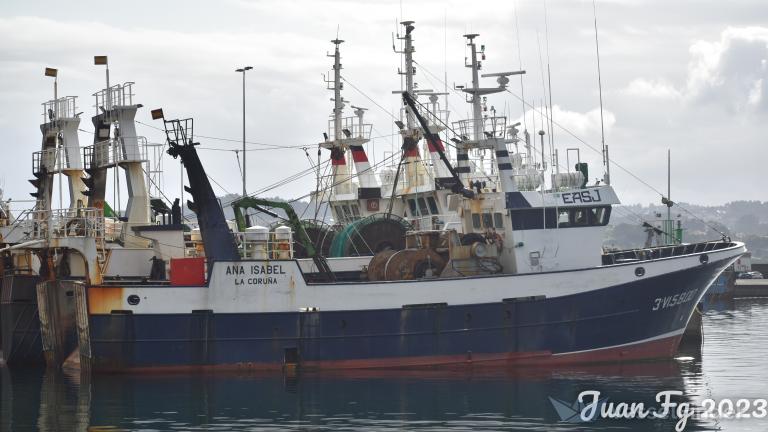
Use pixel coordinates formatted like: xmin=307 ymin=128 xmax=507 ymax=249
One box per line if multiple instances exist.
xmin=235 ymin=66 xmax=252 ymax=198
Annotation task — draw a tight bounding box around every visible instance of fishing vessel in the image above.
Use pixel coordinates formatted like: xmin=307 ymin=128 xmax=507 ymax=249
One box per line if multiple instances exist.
xmin=21 ymin=30 xmax=743 ymax=372
xmin=305 ymin=22 xmax=465 ymax=257
xmin=0 ymin=67 xmax=181 ymax=367
xmin=305 ymin=22 xmax=530 ymax=259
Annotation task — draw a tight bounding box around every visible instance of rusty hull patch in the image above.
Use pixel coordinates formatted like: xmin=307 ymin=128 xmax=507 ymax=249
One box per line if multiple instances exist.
xmin=87 ymin=287 xmax=124 ymax=314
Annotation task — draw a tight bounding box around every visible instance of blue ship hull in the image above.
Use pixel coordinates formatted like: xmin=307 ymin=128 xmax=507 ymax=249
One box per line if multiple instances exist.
xmin=0 ymin=274 xmax=45 ymax=366
xmin=83 ymin=255 xmax=733 ymax=372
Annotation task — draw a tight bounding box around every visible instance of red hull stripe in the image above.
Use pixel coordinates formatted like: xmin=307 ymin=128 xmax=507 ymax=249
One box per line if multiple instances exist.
xmin=427 ymin=137 xmax=445 ymax=152
xmin=350 ymin=146 xmax=369 ymax=163
xmin=404 ymin=148 xmax=420 ymax=157
xmin=94 ymin=334 xmax=682 ymax=374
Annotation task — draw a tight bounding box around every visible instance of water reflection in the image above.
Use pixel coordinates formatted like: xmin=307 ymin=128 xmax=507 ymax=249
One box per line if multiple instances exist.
xmin=0 ymin=359 xmax=707 ymax=431
xmin=2 ymin=299 xmax=767 ymax=432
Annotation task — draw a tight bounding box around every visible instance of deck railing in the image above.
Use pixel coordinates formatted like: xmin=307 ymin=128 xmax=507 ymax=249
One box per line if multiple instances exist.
xmin=93 ymin=82 xmax=135 ymax=114
xmin=41 ymin=96 xmax=78 ymax=122
xmin=602 ymin=240 xmax=735 ymax=265
xmin=327 ymin=116 xmax=372 ymax=141
xmin=82 ymin=136 xmax=148 ymax=169
xmin=32 ymin=148 xmax=61 ymax=174
xmin=24 ymin=208 xmax=105 ymax=241
xmin=452 ymin=116 xmax=508 ymax=143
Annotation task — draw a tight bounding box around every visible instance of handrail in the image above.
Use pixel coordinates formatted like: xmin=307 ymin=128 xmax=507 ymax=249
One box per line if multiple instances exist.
xmin=602 ymin=240 xmax=735 ymax=265
xmin=452 ymin=116 xmax=508 ymax=142
xmin=81 ymin=136 xmax=149 ymax=169
xmin=23 ymin=208 xmax=105 ymax=241
xmin=0 ymin=207 xmax=36 ymax=242
xmin=326 ymin=116 xmax=372 ymax=141
xmin=41 ymin=96 xmax=78 ymax=122
xmin=92 ymin=82 xmax=135 ymax=114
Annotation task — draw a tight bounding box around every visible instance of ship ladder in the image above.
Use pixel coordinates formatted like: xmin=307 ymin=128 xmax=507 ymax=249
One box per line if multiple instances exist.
xmin=93 ymin=224 xmax=109 ymax=275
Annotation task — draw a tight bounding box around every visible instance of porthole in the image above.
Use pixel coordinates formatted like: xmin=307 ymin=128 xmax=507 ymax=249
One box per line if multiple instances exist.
xmin=127 ymin=294 xmax=140 ymax=306
xmin=700 ymin=254 xmax=709 ymax=264
xmin=635 ymin=267 xmax=645 ymax=277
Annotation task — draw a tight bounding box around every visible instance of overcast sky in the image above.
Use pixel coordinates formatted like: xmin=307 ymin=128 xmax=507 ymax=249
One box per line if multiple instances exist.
xmin=1 ymin=0 xmax=766 ymax=213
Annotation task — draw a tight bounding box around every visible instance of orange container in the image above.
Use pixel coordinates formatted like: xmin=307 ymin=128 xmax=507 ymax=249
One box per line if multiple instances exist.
xmin=170 ymin=257 xmax=206 ymax=286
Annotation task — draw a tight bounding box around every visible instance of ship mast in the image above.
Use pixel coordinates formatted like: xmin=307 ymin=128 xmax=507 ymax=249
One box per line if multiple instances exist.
xmin=332 ymin=39 xmax=344 ymax=144
xmin=320 ymin=39 xmax=353 ymax=198
xmin=33 ymin=70 xmax=87 ymax=215
xmin=455 ymin=34 xmax=526 ymax=193
xmin=392 ymin=21 xmax=427 ymax=190
xmin=465 ymin=34 xmax=484 ymax=142
xmin=401 ymin=21 xmax=416 ymax=131
xmin=393 ymin=21 xmax=454 ymax=187
xmin=318 ymin=39 xmax=377 ymax=203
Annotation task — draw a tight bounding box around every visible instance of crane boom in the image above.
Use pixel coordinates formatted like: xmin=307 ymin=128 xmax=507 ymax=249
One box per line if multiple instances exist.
xmin=232 ymin=197 xmax=335 ymax=281
xmin=401 ymin=92 xmax=474 ymax=198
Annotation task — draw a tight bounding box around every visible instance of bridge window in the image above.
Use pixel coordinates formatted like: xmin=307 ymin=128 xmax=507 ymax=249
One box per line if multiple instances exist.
xmin=591 ymin=207 xmax=610 ymax=225
xmin=494 ymin=212 xmax=504 ymax=229
xmin=572 ymin=208 xmax=589 ymax=226
xmin=334 ymin=204 xmax=363 ymax=223
xmin=557 ymin=206 xmax=611 ymax=228
xmin=471 ymin=213 xmax=481 ymax=229
xmin=408 ymin=199 xmax=418 ymax=216
xmin=482 ymin=212 xmax=494 ymax=229
xmin=510 ymin=209 xmax=557 ymax=230
xmin=342 ymin=205 xmax=353 ymax=220
xmin=427 ymin=197 xmax=439 ymax=214
xmin=417 ymin=198 xmax=430 ymax=216
xmin=512 ymin=206 xmax=611 ymax=231
xmin=471 ymin=211 xmax=505 ymax=230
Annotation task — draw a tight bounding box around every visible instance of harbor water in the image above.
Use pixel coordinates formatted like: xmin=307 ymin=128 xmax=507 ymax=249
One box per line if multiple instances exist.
xmin=2 ymin=298 xmax=767 ymax=432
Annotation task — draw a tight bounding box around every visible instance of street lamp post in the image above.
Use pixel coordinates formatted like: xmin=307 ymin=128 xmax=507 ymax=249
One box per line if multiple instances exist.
xmin=235 ymin=66 xmax=253 ymax=198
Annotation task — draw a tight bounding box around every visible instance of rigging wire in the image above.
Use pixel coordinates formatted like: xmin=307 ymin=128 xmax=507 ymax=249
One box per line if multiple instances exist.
xmin=512 ymin=0 xmax=527 ymax=132
xmin=593 ymin=0 xmax=609 ymax=182
xmin=340 ymin=76 xmax=399 ymax=122
xmin=503 ymin=89 xmax=729 ymax=238
xmin=135 ymin=120 xmax=307 ymax=150
xmin=195 ymin=146 xmax=304 ymax=152
xmin=436 ymin=80 xmax=722 ymax=238
xmin=72 ymin=76 xmax=725 ymax=239
xmin=405 ymin=58 xmax=726 ymax=238
xmin=79 ymin=125 xmax=193 ymax=221
xmin=137 ymin=120 xmax=399 ymax=152
xmin=543 ymin=0 xmax=555 ymax=153
xmin=288 ymin=151 xmax=401 ymax=204
xmin=207 ymin=173 xmax=232 ymax=196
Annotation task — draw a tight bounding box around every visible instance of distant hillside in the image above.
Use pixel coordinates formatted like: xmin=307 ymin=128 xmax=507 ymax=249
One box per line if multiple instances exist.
xmin=605 ymin=200 xmax=768 ymax=262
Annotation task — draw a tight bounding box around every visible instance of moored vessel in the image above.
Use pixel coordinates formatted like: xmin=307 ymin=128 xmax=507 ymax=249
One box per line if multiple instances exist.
xmin=53 ymin=31 xmax=744 ymax=372
xmin=2 ymin=27 xmax=745 ymax=373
